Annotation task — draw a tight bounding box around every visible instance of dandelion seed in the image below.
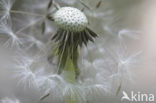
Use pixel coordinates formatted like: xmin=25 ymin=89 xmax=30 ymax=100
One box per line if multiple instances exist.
xmin=96 ymin=0 xmax=102 ymax=9
xmin=14 ymin=56 xmax=40 ymax=88
xmin=108 ymin=51 xmax=142 ymax=85
xmin=15 ymin=66 xmax=38 ymax=88
xmin=0 ymin=0 xmax=15 ymax=21
xmin=0 ymin=20 xmax=22 ymax=47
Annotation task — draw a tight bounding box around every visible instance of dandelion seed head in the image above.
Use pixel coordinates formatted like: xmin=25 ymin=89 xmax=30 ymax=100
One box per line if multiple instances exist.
xmin=0 ymin=0 xmax=142 ymax=102
xmin=53 ymin=7 xmax=88 ymax=32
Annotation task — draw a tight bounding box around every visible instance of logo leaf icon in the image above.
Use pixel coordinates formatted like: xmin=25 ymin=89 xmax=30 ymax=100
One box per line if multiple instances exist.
xmin=121 ymin=91 xmax=130 ymax=101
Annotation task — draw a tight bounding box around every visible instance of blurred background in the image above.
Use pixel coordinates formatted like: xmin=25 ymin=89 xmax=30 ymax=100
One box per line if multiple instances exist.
xmin=0 ymin=0 xmax=156 ymax=103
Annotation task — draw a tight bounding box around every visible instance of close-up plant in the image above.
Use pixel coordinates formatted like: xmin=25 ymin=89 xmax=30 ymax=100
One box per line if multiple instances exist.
xmin=1 ymin=0 xmax=156 ymax=103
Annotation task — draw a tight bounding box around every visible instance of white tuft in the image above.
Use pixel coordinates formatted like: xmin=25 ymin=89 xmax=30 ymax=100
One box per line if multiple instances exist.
xmin=0 ymin=0 xmax=15 ymax=21
xmin=118 ymin=29 xmax=141 ymax=39
xmin=14 ymin=56 xmax=39 ymax=88
xmin=0 ymin=20 xmax=22 ymax=48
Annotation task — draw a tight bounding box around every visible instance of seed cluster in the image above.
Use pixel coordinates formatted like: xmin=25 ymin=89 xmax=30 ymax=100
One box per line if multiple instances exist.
xmin=53 ymin=7 xmax=88 ymax=32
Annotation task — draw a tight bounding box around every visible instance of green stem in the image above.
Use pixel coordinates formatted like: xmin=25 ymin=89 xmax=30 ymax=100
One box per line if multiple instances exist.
xmin=51 ymin=37 xmax=80 ymax=103
xmin=62 ymin=49 xmax=79 ymax=103
xmin=63 ymin=56 xmax=76 ymax=83
xmin=64 ymin=56 xmax=77 ymax=103
xmin=66 ymin=96 xmax=77 ymax=103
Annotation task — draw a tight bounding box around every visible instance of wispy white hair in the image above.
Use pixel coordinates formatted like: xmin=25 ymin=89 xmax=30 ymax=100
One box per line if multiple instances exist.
xmin=0 ymin=0 xmax=15 ymax=21
xmin=1 ymin=97 xmax=20 ymax=103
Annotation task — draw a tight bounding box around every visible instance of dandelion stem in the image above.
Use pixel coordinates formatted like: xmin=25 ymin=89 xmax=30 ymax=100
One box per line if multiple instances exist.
xmin=64 ymin=55 xmax=78 ymax=103
xmin=10 ymin=10 xmax=44 ymax=17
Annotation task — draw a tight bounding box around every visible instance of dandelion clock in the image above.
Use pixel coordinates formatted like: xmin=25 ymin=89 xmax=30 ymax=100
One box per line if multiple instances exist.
xmin=50 ymin=7 xmax=97 ymax=79
xmin=0 ymin=0 xmax=141 ymax=103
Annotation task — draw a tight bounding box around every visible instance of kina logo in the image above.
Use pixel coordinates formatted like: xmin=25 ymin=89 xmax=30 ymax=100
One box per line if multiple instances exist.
xmin=121 ymin=91 xmax=155 ymax=102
